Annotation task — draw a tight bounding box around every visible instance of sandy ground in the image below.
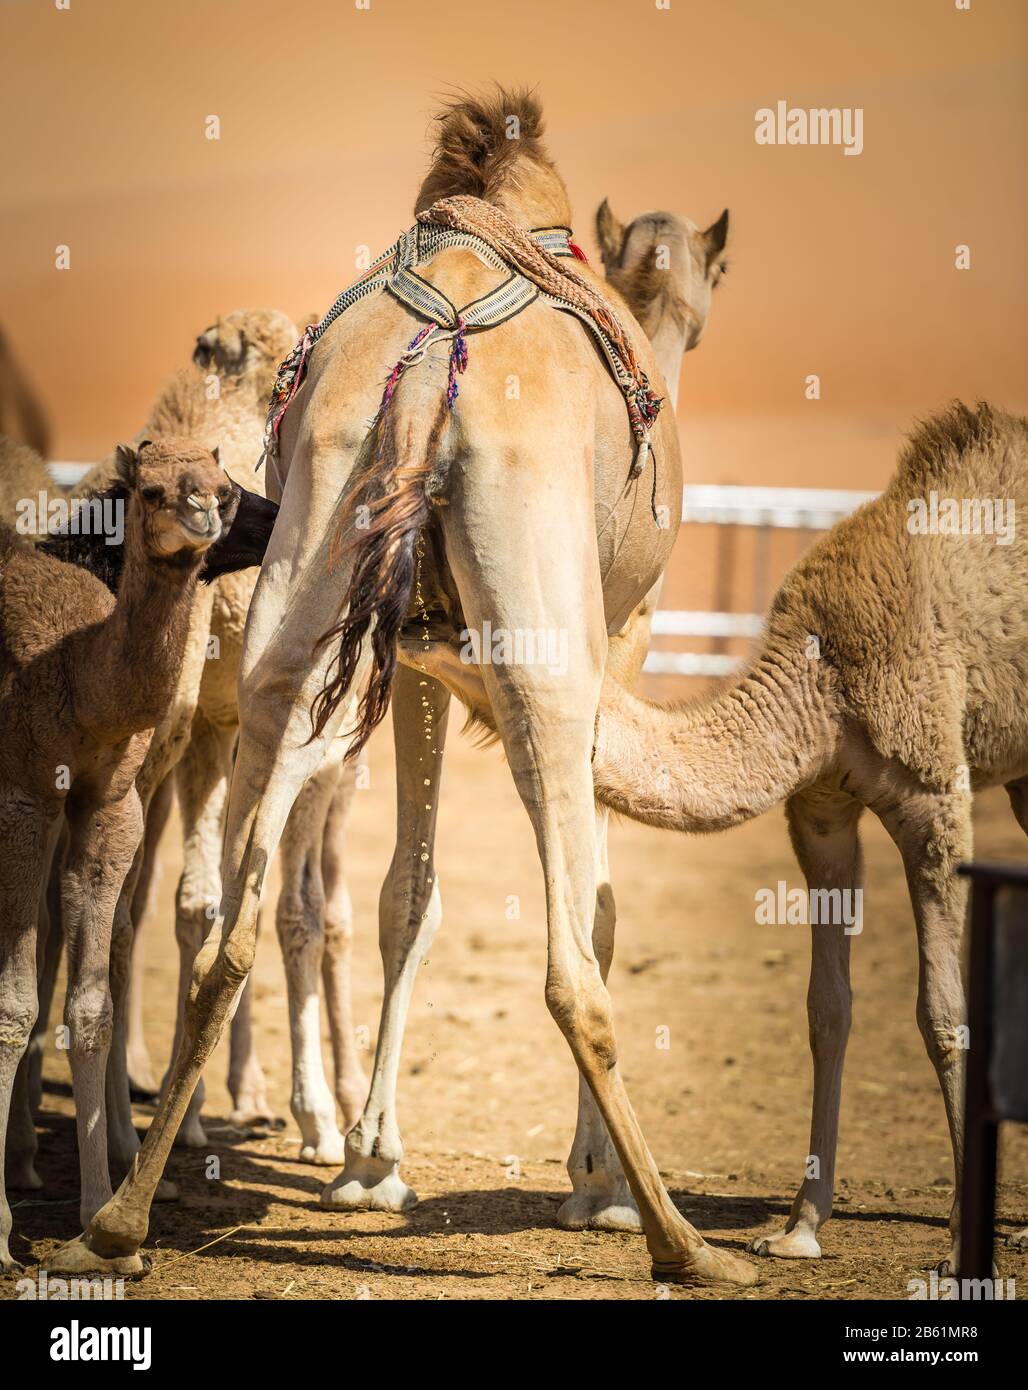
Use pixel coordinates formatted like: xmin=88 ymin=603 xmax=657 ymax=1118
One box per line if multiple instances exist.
xmin=7 ymin=725 xmax=1028 ymax=1302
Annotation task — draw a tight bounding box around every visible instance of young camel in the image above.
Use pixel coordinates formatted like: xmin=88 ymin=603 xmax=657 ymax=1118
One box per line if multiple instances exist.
xmin=52 ymin=90 xmax=753 ymax=1288
xmin=0 ymin=438 xmax=237 ymax=1274
xmin=590 ymin=400 xmax=1028 ymax=1268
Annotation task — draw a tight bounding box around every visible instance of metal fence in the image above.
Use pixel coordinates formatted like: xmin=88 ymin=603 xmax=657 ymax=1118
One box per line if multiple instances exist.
xmin=645 ymin=484 xmax=878 ymax=678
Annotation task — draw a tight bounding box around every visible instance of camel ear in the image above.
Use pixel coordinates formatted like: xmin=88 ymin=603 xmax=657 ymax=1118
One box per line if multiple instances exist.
xmin=115 ymin=443 xmax=139 ymax=485
xmin=595 ymin=199 xmax=626 ymax=270
xmin=702 ymin=209 xmax=729 ymax=272
xmin=210 ymin=446 xmax=221 ymax=466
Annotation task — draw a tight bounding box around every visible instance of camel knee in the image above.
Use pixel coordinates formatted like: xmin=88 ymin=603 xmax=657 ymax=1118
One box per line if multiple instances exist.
xmin=916 ymin=1006 xmax=965 ymax=1076
xmin=807 ymin=986 xmax=851 ymax=1049
xmin=545 ymin=971 xmax=618 ymax=1071
xmin=324 ymin=886 xmax=354 ymax=955
xmin=276 ymin=860 xmax=326 ymax=958
xmin=65 ymin=987 xmax=113 ymax=1056
xmin=0 ymin=1004 xmax=38 ymax=1056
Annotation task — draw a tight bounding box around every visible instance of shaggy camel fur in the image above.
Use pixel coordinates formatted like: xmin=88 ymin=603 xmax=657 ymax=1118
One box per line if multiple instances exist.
xmin=591 ymin=401 xmax=1028 ymax=1268
xmin=72 ymin=309 xmax=368 ymax=1167
xmin=0 ymin=435 xmax=51 ymax=529
xmin=52 ymin=91 xmax=751 ymax=1288
xmin=0 ymin=438 xmax=236 ymax=1274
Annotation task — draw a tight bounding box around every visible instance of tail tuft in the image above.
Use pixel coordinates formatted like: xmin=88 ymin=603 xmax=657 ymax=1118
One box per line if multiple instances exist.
xmin=311 ymin=396 xmax=449 ymax=754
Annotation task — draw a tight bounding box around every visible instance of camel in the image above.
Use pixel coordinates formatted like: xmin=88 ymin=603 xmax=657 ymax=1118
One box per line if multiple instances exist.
xmin=50 ymin=90 xmax=753 ymax=1288
xmin=589 ymin=399 xmax=1028 ymax=1269
xmin=0 ymin=437 xmax=238 ymax=1274
xmin=65 ymin=309 xmax=369 ymax=1168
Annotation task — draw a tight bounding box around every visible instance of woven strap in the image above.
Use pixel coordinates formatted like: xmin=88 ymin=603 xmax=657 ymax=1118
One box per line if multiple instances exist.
xmin=259 ymin=208 xmax=659 ymax=469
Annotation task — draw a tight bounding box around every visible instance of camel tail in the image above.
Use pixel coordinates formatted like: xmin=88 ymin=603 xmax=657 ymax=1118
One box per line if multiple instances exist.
xmin=592 ymin=647 xmax=834 ymax=833
xmin=310 ymin=387 xmax=451 ymax=755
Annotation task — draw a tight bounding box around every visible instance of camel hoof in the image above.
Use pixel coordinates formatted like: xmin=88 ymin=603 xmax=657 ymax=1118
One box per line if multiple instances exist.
xmin=230 ymin=1106 xmax=284 ymax=1132
xmin=556 ymin=1191 xmax=642 ymax=1233
xmin=750 ymin=1227 xmax=822 ymax=1259
xmin=320 ymin=1165 xmax=417 ymax=1213
xmin=46 ymin=1235 xmax=150 ymax=1279
xmin=653 ymin=1242 xmax=759 ymax=1288
xmin=1 ymin=1251 xmax=26 ymax=1277
xmin=154 ymin=1178 xmax=180 ymax=1203
xmin=299 ymin=1136 xmax=347 ymax=1166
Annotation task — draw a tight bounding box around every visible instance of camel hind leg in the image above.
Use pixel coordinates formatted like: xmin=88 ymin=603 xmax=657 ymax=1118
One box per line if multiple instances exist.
xmin=879 ymin=789 xmax=971 ymax=1273
xmin=125 ymin=771 xmax=174 ymax=1100
xmin=438 ymin=460 xmax=754 ymax=1287
xmin=276 ymin=738 xmax=351 ymax=1165
xmin=556 ymin=807 xmax=640 ymax=1232
xmin=321 ymin=666 xmax=448 ymax=1211
xmin=1003 ymin=775 xmax=1028 ymax=1252
xmin=557 ymin=590 xmax=663 ymax=1235
xmin=751 ymin=788 xmax=861 ymax=1259
xmin=0 ymin=793 xmax=48 ymax=1272
xmin=321 ymin=761 xmax=366 ymax=1131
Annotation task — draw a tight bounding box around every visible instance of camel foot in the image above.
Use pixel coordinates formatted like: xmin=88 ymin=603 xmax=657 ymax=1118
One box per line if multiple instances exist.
xmin=653 ymin=1242 xmax=759 ymax=1288
xmin=46 ymin=1234 xmax=150 ymax=1279
xmin=127 ymin=1051 xmax=160 ymax=1100
xmin=1 ymin=1244 xmax=26 ymax=1277
xmin=154 ymin=1178 xmax=180 ymax=1203
xmin=320 ymin=1154 xmax=417 ymax=1212
xmin=174 ymin=1114 xmax=209 ymax=1149
xmin=556 ymin=1189 xmax=642 ymax=1233
xmin=299 ymin=1133 xmax=347 ymax=1166
xmin=230 ymin=1101 xmax=283 ymax=1131
xmin=6 ymin=1160 xmax=44 ymax=1192
xmin=750 ymin=1226 xmax=822 ymax=1259
xmin=1007 ymin=1228 xmax=1028 ymax=1252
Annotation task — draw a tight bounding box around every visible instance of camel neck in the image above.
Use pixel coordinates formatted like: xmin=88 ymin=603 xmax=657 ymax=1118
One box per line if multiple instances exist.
xmin=644 ymin=311 xmax=687 ymax=413
xmin=73 ymin=520 xmax=202 ymax=740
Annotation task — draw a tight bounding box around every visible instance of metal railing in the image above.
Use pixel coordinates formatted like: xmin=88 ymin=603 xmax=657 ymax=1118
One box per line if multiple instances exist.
xmin=644 ymin=483 xmax=878 ymax=678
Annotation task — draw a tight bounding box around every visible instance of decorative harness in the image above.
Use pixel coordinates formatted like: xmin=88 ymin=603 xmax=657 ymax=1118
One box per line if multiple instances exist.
xmin=259 ymin=195 xmax=663 ymax=489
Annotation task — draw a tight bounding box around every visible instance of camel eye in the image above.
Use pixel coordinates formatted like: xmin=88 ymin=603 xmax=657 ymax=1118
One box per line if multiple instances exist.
xmin=217 ymin=486 xmax=232 ymax=505
xmin=141 ymin=485 xmax=164 ymax=503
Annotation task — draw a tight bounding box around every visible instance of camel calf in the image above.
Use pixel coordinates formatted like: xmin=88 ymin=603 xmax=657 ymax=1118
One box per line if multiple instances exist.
xmin=0 ymin=438 xmax=248 ymax=1274
xmin=593 ymin=400 xmax=1028 ymax=1269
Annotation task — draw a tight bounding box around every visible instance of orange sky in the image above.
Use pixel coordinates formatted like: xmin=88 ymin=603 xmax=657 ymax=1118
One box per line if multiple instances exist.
xmin=1 ymin=0 xmax=1026 ymax=489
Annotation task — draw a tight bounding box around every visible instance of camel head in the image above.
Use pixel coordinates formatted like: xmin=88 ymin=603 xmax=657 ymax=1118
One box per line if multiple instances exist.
xmin=595 ymin=201 xmax=729 ymax=356
xmin=116 ymin=436 xmax=238 ymax=561
xmin=192 ymin=308 xmax=299 ymax=380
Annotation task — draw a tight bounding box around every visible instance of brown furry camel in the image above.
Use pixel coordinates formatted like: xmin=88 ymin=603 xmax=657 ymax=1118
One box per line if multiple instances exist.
xmin=0 ymin=437 xmax=240 ymax=1274
xmin=591 ymin=400 xmax=1028 ymax=1268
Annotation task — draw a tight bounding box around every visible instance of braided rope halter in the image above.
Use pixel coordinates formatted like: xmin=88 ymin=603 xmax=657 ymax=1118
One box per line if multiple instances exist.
xmin=259 ymin=196 xmax=662 ymax=481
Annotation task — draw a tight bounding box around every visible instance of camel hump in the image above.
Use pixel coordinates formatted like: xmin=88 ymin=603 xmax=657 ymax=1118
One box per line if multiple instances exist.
xmin=892 ymin=400 xmax=1028 ymax=495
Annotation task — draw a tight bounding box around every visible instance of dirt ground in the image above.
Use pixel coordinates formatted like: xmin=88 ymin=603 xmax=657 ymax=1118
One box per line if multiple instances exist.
xmin=8 ymin=725 xmax=1028 ymax=1302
